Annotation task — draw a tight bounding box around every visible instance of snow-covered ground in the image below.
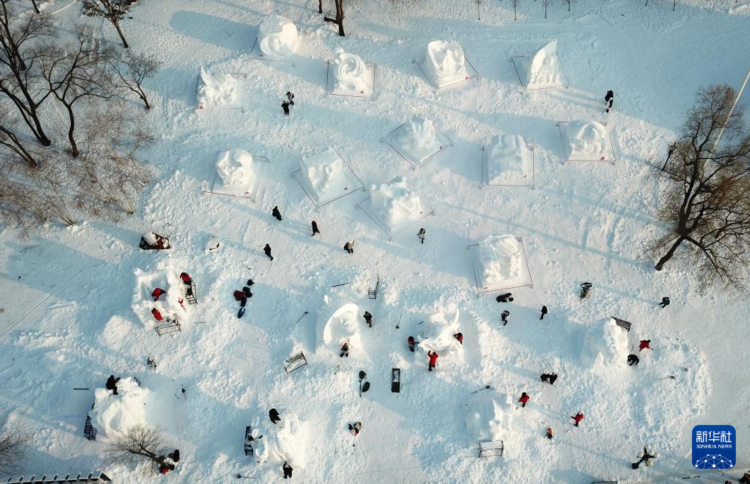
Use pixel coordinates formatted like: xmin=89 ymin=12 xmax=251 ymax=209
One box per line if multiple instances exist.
xmin=1 ymin=0 xmax=750 ymax=482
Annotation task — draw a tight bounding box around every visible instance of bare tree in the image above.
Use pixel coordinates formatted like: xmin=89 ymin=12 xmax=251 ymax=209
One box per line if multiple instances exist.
xmin=324 ymin=0 xmax=345 ymax=36
xmin=30 ymin=0 xmax=40 ymax=14
xmin=511 ymin=0 xmax=519 ymax=20
xmin=0 ymin=124 xmax=38 ymax=167
xmin=107 ymin=425 xmax=168 ymax=467
xmin=542 ymin=0 xmax=550 ymax=18
xmin=110 ymin=52 xmax=161 ymax=110
xmin=81 ymin=0 xmax=136 ymax=48
xmin=565 ymin=0 xmax=571 ymax=12
xmin=39 ymin=30 xmax=116 ymax=157
xmin=318 ymin=0 xmax=323 ymax=14
xmin=653 ymin=85 xmax=750 ymax=289
xmin=0 ymin=3 xmax=53 ymax=146
xmin=0 ymin=428 xmax=29 ymax=476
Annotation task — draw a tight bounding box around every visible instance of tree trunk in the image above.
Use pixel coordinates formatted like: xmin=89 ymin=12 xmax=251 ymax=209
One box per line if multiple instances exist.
xmin=0 ymin=85 xmax=51 ymax=146
xmin=655 ymin=237 xmax=685 ymax=271
xmin=63 ymin=103 xmax=79 ymax=158
xmin=318 ymin=0 xmax=323 ymax=14
xmin=30 ymin=0 xmax=40 ymax=14
xmin=0 ymin=126 xmax=38 ymax=167
xmin=335 ymin=0 xmax=345 ymax=37
xmin=113 ymin=20 xmax=129 ymax=48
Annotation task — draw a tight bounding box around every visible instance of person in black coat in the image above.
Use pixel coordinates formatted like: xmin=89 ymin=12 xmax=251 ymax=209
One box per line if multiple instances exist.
xmin=605 ymin=90 xmax=614 ymax=113
xmin=541 ymin=373 xmax=557 ymax=385
xmin=496 ymin=293 xmax=513 ymax=303
xmin=540 ymin=305 xmax=548 ymax=320
xmin=106 ymin=375 xmax=120 ymax=395
xmin=311 ymin=220 xmax=320 ymax=236
xmin=363 ymin=311 xmax=373 ymax=328
xmin=264 ymin=244 xmax=273 ymax=261
xmin=269 ymin=408 xmax=281 ymax=424
xmin=168 ymin=449 xmax=180 ymax=463
xmin=272 ymin=206 xmax=282 ymax=221
xmin=283 ymin=461 xmax=293 ymax=479
xmin=282 ymin=101 xmax=291 ymax=116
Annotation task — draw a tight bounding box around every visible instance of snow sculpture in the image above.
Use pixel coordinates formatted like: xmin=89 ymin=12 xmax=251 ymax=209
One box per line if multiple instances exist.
xmin=564 ymin=120 xmax=610 ymax=160
xmin=422 ymin=40 xmax=469 ymax=88
xmin=332 ymin=48 xmax=367 ymax=93
xmin=580 ymin=319 xmax=629 ymax=368
xmin=393 ymin=117 xmax=442 ymax=164
xmin=91 ymin=377 xmax=149 ymax=438
xmin=486 ymin=134 xmax=530 ymax=185
xmin=369 ymin=177 xmax=425 ymax=233
xmin=133 ymin=269 xmax=186 ymax=328
xmin=196 ymin=67 xmax=239 ymax=108
xmin=255 ymin=413 xmax=307 ymax=468
xmin=258 ymin=15 xmax=298 ymax=61
xmin=322 ymin=303 xmax=362 ymax=354
xmin=466 ymin=393 xmax=514 ymax=441
xmin=216 ymin=150 xmax=255 ymax=188
xmin=299 ymin=148 xmax=347 ymax=203
xmin=418 ymin=309 xmax=462 ymax=355
xmin=521 ymin=41 xmax=564 ymax=89
xmin=478 ymin=235 xmax=523 ymax=286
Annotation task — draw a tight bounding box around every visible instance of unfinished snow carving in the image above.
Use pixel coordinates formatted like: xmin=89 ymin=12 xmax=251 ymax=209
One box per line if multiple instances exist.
xmin=478 ymin=235 xmax=524 ymax=286
xmin=332 ymin=48 xmax=368 ymax=93
xmin=563 ymin=120 xmax=610 ymax=161
xmin=520 ymin=41 xmax=565 ymax=89
xmin=91 ymin=378 xmax=149 ymax=438
xmin=258 ymin=15 xmax=298 ymax=61
xmin=216 ymin=150 xmax=255 ymax=188
xmin=255 ymin=413 xmax=307 ymax=469
xmin=369 ymin=177 xmax=425 ymax=233
xmin=418 ymin=309 xmax=462 ymax=356
xmin=196 ymin=67 xmax=239 ymax=108
xmin=133 ymin=269 xmax=186 ymax=329
xmin=299 ymin=148 xmax=348 ymax=204
xmin=486 ymin=134 xmax=531 ymax=185
xmin=393 ymin=117 xmax=442 ymax=164
xmin=422 ymin=40 xmax=469 ymax=88
xmin=322 ymin=303 xmax=362 ymax=355
xmin=580 ymin=319 xmax=630 ymax=368
xmin=466 ymin=393 xmax=514 ymax=442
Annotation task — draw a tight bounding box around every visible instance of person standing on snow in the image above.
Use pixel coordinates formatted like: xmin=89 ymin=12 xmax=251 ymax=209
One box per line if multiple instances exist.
xmin=311 ymin=220 xmax=320 ymax=236
xmin=639 ymin=340 xmax=652 ymax=351
xmin=518 ymin=392 xmax=530 ymax=408
xmin=340 ymin=342 xmax=349 ymax=358
xmin=363 ymin=311 xmax=373 ymax=328
xmin=540 ymin=305 xmax=548 ymax=320
xmin=427 ymin=351 xmax=439 ymax=372
xmin=348 ymin=421 xmax=362 ymax=436
xmin=659 ymin=297 xmax=670 ymax=309
xmin=453 ymin=332 xmax=464 ymax=344
xmin=545 ymin=427 xmax=553 ymax=440
xmin=269 ymin=408 xmax=281 ymax=425
xmin=282 ymin=100 xmax=291 ymax=116
xmin=344 ymin=240 xmax=355 ymax=254
xmin=272 ymin=206 xmax=282 ymax=221
xmin=627 ymin=354 xmax=640 ymax=366
xmin=264 ymin=244 xmax=274 ymax=261
xmin=417 ymin=228 xmax=426 ymax=244
xmin=605 ymin=90 xmax=614 ymax=113
xmin=407 ymin=336 xmax=417 ymax=352
xmin=632 ymin=446 xmax=658 ymax=469
xmin=286 ymin=91 xmax=295 ymax=105
xmin=106 ymin=375 xmax=121 ymax=395
xmin=571 ymin=412 xmax=584 ymax=427
xmin=540 ymin=373 xmax=557 ymax=385
xmin=501 ymin=310 xmax=510 ymax=326
xmin=283 ymin=461 xmax=293 ymax=479
xmin=496 ymin=293 xmax=513 ymax=303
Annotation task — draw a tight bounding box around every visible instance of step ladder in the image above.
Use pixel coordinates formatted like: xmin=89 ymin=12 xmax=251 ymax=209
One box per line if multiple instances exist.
xmin=83 ymin=414 xmax=97 ymax=441
xmin=368 ymin=275 xmax=380 ymax=300
xmin=185 ymin=282 xmax=198 ymax=305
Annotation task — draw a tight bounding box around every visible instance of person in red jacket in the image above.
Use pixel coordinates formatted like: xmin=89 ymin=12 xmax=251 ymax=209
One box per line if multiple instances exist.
xmin=180 ymin=273 xmax=192 ymax=285
xmin=427 ymin=351 xmax=439 ymax=371
xmin=571 ymin=412 xmax=584 ymax=427
xmin=639 ymin=340 xmax=651 ymax=351
xmin=151 ymin=308 xmax=163 ymax=322
xmin=407 ymin=336 xmax=417 ymax=352
xmin=152 ymin=288 xmax=166 ymax=301
xmin=518 ymin=392 xmax=530 ymax=408
xmin=453 ymin=333 xmax=464 ymax=344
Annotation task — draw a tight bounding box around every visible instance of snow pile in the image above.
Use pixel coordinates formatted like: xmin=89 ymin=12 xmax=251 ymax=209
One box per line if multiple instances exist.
xmin=369 ymin=177 xmax=426 ymax=233
xmin=321 ymin=303 xmax=362 ymax=355
xmin=418 ymin=309 xmax=461 ymax=355
xmin=478 ymin=235 xmax=524 ymax=286
xmin=196 ymin=67 xmax=239 ymax=108
xmin=465 ymin=393 xmax=514 ymax=441
xmin=422 ymin=40 xmax=469 ymax=88
xmin=258 ymin=15 xmax=298 ymax=61
xmin=393 ymin=117 xmax=442 ymax=164
xmin=563 ymin=120 xmax=611 ymax=161
xmin=332 ymin=48 xmax=368 ymax=93
xmin=216 ymin=149 xmax=255 ymax=189
xmin=519 ymin=41 xmax=564 ymax=89
xmin=91 ymin=377 xmax=149 ymax=438
xmin=133 ymin=269 xmax=186 ymax=329
xmin=486 ymin=134 xmax=531 ymax=185
xmin=255 ymin=413 xmax=307 ymax=468
xmin=299 ymin=148 xmax=348 ymax=203
xmin=580 ymin=319 xmax=630 ymax=368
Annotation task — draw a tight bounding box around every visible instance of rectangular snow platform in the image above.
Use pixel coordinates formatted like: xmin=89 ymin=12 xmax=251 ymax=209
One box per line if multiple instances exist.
xmin=383 ymin=123 xmax=453 ymax=169
xmin=391 ymin=368 xmax=401 ymax=393
xmin=355 ymin=196 xmax=435 ymax=240
xmin=414 ymin=57 xmax=480 ymax=91
xmin=481 ymin=144 xmax=536 ymax=189
xmin=468 ymin=239 xmax=534 ymax=294
xmin=83 ymin=414 xmax=97 ymax=441
xmin=557 ymin=122 xmax=617 ymax=164
xmin=611 ymin=317 xmax=632 ymax=333
xmin=478 ymin=440 xmax=504 ymax=458
xmin=291 ymin=151 xmax=366 ymax=209
xmin=155 ymin=319 xmax=181 ymax=336
xmin=244 ymin=426 xmax=254 ymax=456
xmin=6 ymin=472 xmax=112 ymax=483
xmin=325 ymin=61 xmax=378 ymax=99
xmin=510 ymin=56 xmax=570 ymax=92
xmin=203 ymin=155 xmax=269 ymax=203
xmin=283 ymin=352 xmax=308 ymax=374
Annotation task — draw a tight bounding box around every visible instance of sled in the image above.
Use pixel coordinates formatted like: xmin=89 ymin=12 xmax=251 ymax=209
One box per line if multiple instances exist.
xmin=155 ymin=318 xmax=181 ymax=336
xmin=139 ymin=233 xmax=170 ymax=250
xmin=391 ymin=368 xmax=401 ymax=393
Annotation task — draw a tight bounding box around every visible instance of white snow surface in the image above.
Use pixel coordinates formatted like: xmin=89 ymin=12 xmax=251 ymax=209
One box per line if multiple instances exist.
xmin=478 ymin=234 xmax=524 ymax=286
xmin=519 ymin=40 xmax=565 ymax=89
xmin=369 ymin=177 xmax=426 ymax=233
xmin=486 ymin=134 xmax=531 ymax=184
xmin=196 ymin=67 xmax=239 ymax=108
xmin=564 ymin=120 xmax=612 ymax=160
xmin=1 ymin=0 xmax=749 ymax=482
xmin=91 ymin=377 xmax=150 ymax=439
xmin=422 ymin=40 xmax=469 ymax=88
xmin=258 ymin=15 xmax=298 ymax=60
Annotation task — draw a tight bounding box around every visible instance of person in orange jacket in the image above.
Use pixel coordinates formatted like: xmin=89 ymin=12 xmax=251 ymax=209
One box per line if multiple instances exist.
xmin=572 ymin=412 xmax=584 ymax=427
xmin=427 ymin=351 xmax=439 ymax=371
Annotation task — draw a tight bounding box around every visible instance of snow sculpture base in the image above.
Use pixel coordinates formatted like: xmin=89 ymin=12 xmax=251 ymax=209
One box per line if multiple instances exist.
xmin=415 ymin=41 xmax=479 ymax=90
xmin=468 ymin=235 xmax=533 ymax=293
xmin=558 ymin=121 xmax=615 ymax=163
xmin=325 ymin=60 xmax=377 ymax=99
xmin=292 ymin=148 xmax=365 ymax=208
xmin=196 ymin=67 xmax=242 ymax=109
xmin=356 ymin=177 xmax=435 ymax=238
xmin=511 ymin=41 xmax=568 ymax=91
xmin=580 ymin=318 xmax=630 ymax=368
xmin=482 ymin=135 xmax=535 ymax=188
xmin=384 ymin=118 xmax=453 ymax=168
xmin=204 ymin=153 xmax=269 ymax=202
xmin=249 ymin=16 xmax=299 ymax=63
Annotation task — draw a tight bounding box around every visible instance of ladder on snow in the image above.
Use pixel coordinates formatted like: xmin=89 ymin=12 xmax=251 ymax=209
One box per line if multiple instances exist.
xmin=185 ymin=282 xmax=198 ymax=305
xmin=83 ymin=414 xmax=97 ymax=441
xmin=155 ymin=319 xmax=182 ymax=336
xmin=368 ymin=275 xmax=380 ymax=300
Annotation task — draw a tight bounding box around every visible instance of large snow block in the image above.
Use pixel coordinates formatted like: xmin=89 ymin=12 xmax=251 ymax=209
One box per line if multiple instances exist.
xmin=417 ymin=40 xmax=478 ymax=89
xmin=418 ymin=310 xmax=462 ymax=356
xmin=384 ymin=117 xmax=453 ymax=167
xmin=580 ymin=318 xmax=630 ymax=368
xmin=560 ymin=120 xmax=615 ymax=162
xmin=466 ymin=393 xmax=514 ymax=442
xmin=483 ymin=134 xmax=534 ymax=187
xmin=196 ymin=67 xmax=241 ymax=109
xmin=358 ymin=177 xmax=434 ymax=237
xmin=321 ymin=302 xmax=362 ymax=355
xmin=133 ymin=269 xmax=187 ymax=331
xmin=514 ymin=41 xmax=567 ymax=90
xmin=326 ymin=49 xmax=376 ymax=98
xmin=91 ymin=378 xmax=149 ymax=438
xmin=293 ymin=148 xmax=364 ymax=207
xmin=469 ymin=235 xmax=533 ymax=293
xmin=256 ymin=15 xmax=298 ymax=61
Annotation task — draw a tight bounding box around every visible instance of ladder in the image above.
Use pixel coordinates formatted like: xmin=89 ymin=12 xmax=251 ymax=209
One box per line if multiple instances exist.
xmin=83 ymin=414 xmax=97 ymax=441
xmin=185 ymin=282 xmax=197 ymax=305
xmin=368 ymin=275 xmax=380 ymax=299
